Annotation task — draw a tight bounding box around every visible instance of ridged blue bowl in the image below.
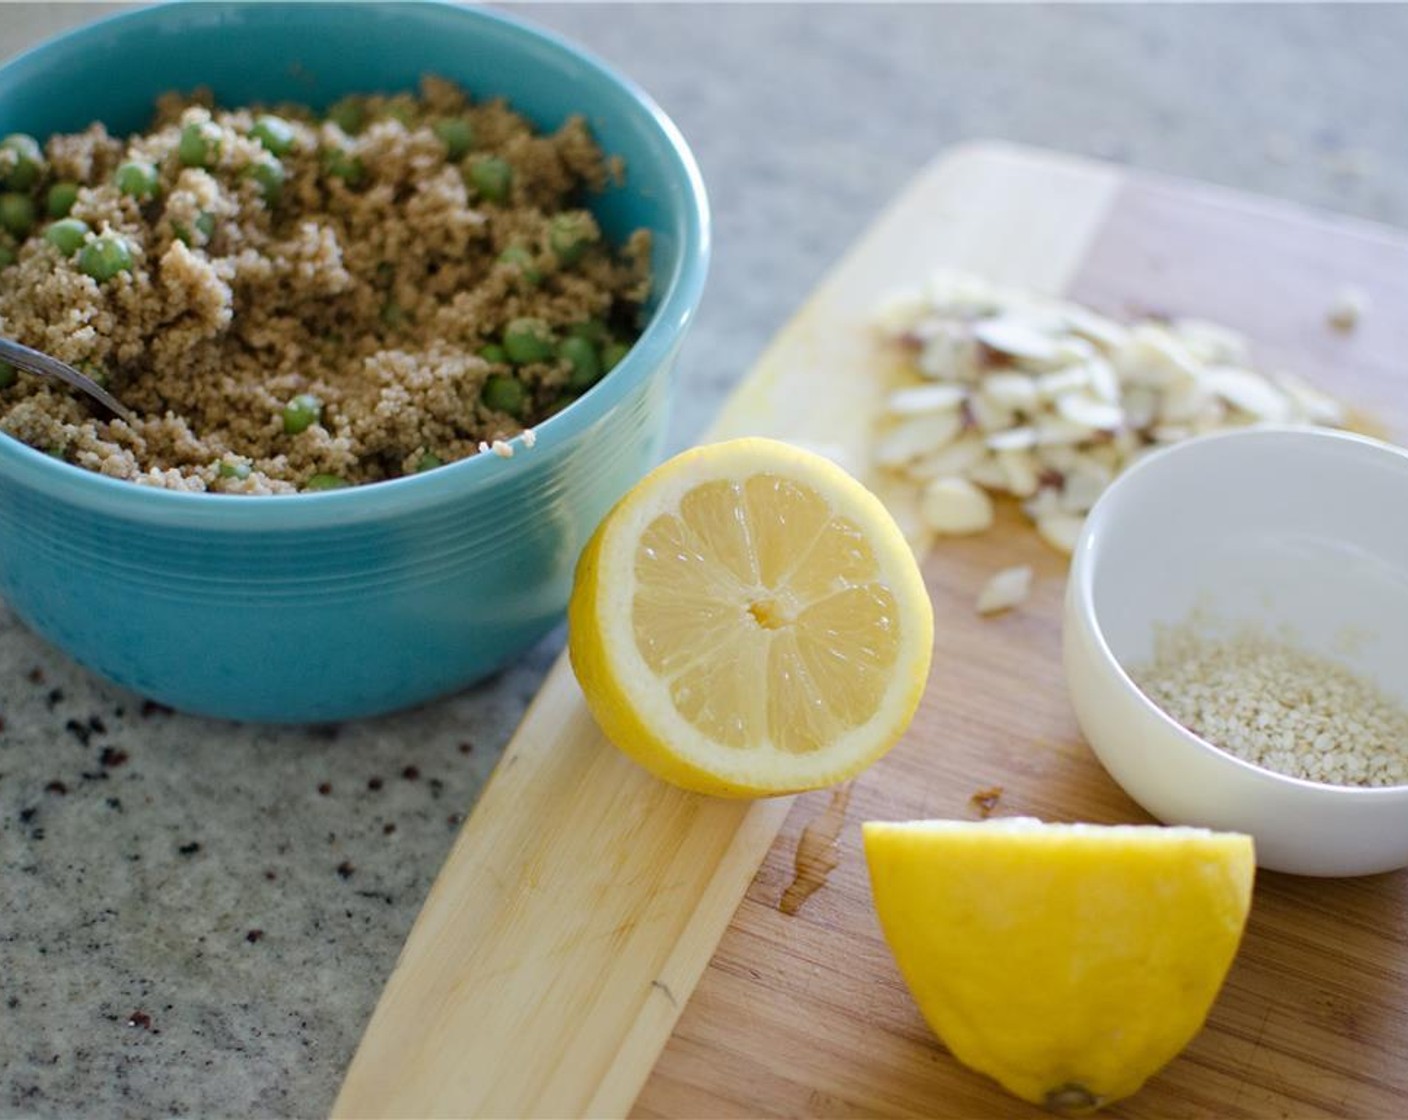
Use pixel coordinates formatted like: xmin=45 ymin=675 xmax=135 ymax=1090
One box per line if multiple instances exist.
xmin=0 ymin=2 xmax=709 ymax=721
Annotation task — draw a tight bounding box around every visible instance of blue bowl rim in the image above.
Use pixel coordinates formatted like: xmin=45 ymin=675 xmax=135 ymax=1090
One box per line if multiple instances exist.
xmin=0 ymin=0 xmax=711 ymax=531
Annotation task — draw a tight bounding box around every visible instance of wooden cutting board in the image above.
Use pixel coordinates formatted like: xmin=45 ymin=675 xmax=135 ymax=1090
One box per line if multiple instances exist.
xmin=335 ymin=143 xmax=1408 ymax=1120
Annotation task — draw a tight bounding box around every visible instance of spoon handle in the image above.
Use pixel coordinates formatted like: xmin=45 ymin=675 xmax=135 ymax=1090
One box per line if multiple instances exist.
xmin=0 ymin=336 xmax=136 ymax=425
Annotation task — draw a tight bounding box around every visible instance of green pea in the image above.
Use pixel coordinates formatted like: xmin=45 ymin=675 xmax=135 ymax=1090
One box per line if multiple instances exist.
xmin=0 ymin=192 xmax=35 ymax=238
xmin=243 ymin=157 xmax=285 ymax=205
xmin=0 ymin=361 xmax=15 ymax=389
xmin=178 ymin=121 xmax=222 ymax=168
xmin=327 ymin=98 xmax=366 ymax=135
xmin=0 ymin=133 xmax=43 ymax=191
xmin=250 ymin=114 xmax=296 ymax=156
xmin=44 ymin=218 xmax=90 ymax=256
xmin=304 ymin=472 xmax=350 ymax=492
xmin=380 ymin=300 xmax=406 ymax=328
xmin=78 ymin=233 xmax=133 ymax=282
xmin=559 ymin=335 xmax=602 ymax=391
xmin=567 ymin=319 xmax=610 ymax=345
xmin=463 ymin=155 xmax=511 ymax=203
xmin=548 ymin=211 xmax=598 ymax=266
xmin=282 ymin=393 xmax=323 ymax=435
xmin=322 ymin=148 xmax=366 ymax=188
xmin=481 ymin=373 xmax=528 ymax=418
xmin=46 ymin=181 xmax=79 ymax=219
xmin=217 ymin=459 xmax=251 ymax=480
xmin=497 ymin=245 xmax=541 ymax=286
xmin=601 ymin=340 xmax=631 ymax=372
xmin=502 ymin=317 xmax=554 ymax=365
xmin=173 ymin=211 xmax=217 ymax=247
xmin=477 ymin=344 xmax=508 ymax=366
xmin=115 ymin=160 xmax=161 ymax=201
xmin=432 ymin=117 xmax=475 ymax=161
xmin=0 ymin=238 xmax=16 ymax=269
xmin=415 ymin=451 xmax=444 ymax=473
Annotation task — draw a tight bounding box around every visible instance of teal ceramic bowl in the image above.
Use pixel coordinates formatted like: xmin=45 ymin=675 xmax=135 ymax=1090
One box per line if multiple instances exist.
xmin=0 ymin=2 xmax=709 ymax=721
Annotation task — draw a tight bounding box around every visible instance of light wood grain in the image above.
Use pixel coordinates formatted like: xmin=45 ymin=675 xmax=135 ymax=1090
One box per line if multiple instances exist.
xmin=636 ymin=156 xmax=1408 ymax=1120
xmin=333 ymin=142 xmax=1119 ymax=1119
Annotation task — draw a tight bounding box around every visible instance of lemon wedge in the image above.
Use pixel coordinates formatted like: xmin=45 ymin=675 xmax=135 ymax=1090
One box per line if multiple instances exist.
xmin=568 ymin=437 xmax=933 ymax=797
xmin=863 ymin=818 xmax=1254 ymax=1113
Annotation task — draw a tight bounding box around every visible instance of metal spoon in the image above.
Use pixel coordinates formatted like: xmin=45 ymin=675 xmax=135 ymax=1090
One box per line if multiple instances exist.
xmin=0 ymin=336 xmax=135 ymax=425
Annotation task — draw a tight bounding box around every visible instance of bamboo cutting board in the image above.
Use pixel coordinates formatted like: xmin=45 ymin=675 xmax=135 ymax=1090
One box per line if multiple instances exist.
xmin=336 ymin=143 xmax=1408 ymax=1119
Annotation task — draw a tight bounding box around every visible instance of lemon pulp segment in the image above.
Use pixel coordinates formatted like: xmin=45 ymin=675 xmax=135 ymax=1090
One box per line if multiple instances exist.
xmin=633 ymin=473 xmax=900 ymax=753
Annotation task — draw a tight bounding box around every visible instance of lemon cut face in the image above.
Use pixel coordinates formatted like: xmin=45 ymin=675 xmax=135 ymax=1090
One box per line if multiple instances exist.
xmin=569 ymin=438 xmax=933 ymax=797
xmin=863 ymin=818 xmax=1255 ymax=1113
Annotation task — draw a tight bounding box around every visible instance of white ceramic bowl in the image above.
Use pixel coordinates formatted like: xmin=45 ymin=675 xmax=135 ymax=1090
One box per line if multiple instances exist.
xmin=1064 ymin=427 xmax=1408 ymax=876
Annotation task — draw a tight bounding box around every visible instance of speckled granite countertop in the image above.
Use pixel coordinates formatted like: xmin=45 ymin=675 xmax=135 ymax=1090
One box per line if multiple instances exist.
xmin=2 ymin=4 xmax=1405 ymax=1117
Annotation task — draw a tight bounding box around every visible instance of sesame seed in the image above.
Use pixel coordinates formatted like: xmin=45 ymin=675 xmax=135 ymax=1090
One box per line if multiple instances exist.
xmin=1134 ymin=620 xmax=1408 ymax=788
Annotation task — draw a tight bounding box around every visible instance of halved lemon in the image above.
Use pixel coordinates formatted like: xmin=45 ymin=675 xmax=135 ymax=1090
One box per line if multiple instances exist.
xmin=863 ymin=818 xmax=1255 ymax=1113
xmin=568 ymin=437 xmax=933 ymax=797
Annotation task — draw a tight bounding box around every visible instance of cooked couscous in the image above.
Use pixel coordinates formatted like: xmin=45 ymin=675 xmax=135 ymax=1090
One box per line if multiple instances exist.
xmin=0 ymin=77 xmax=651 ymax=492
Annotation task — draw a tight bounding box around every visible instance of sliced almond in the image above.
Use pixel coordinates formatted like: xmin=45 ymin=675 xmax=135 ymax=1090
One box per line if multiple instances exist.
xmin=1173 ymin=318 xmax=1251 ymax=365
xmin=1035 ymin=415 xmax=1092 ymax=446
xmin=966 ymin=454 xmax=1010 ymax=492
xmin=1151 ymin=423 xmax=1192 ymax=444
xmin=976 ymin=565 xmax=1033 ymax=616
xmin=1084 ymin=357 xmax=1121 ymax=403
xmin=986 ymin=425 xmax=1038 ymax=452
xmin=1052 ymin=337 xmax=1098 ymax=366
xmin=1083 ymin=439 xmax=1127 ymax=472
xmin=1274 ymin=371 xmax=1346 ymax=426
xmin=973 ymin=315 xmax=1062 ymax=366
xmin=1059 ymin=460 xmax=1113 ymax=514
xmin=874 ymin=410 xmax=963 ymax=467
xmin=1059 ymin=303 xmax=1129 ymax=351
xmin=969 ymin=393 xmax=1017 ymax=433
xmin=997 ymin=448 xmax=1040 ymax=498
xmin=1023 ymin=486 xmax=1063 ymax=521
xmin=981 ymin=371 xmax=1040 ymax=412
xmin=872 ymin=408 xmax=963 ymax=467
xmin=871 ymin=288 xmax=929 ymax=335
xmin=1113 ymin=324 xmax=1201 ymax=388
xmin=906 ymin=432 xmax=987 ymax=481
xmin=920 ymin=476 xmax=994 ymax=535
xmin=1036 ymin=366 xmax=1091 ymax=400
xmin=1327 ymin=286 xmax=1368 ymax=332
xmin=925 ymin=270 xmax=1001 ymax=316
xmin=1056 ymin=391 xmax=1124 ymax=432
xmin=1122 ymin=384 xmax=1159 ymax=430
xmin=1034 ymin=444 xmax=1079 ymax=473
xmin=1156 ymin=380 xmax=1215 ymax=425
xmin=1036 ymin=512 xmax=1084 ymax=555
xmin=1203 ymin=365 xmax=1292 ymax=423
xmin=917 ymin=326 xmax=980 ymax=381
xmin=887 ymin=383 xmax=967 ymax=416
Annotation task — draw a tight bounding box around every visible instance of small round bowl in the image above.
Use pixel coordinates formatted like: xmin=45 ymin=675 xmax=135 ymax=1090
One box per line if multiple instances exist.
xmin=1064 ymin=427 xmax=1408 ymax=876
xmin=0 ymin=2 xmax=709 ymax=722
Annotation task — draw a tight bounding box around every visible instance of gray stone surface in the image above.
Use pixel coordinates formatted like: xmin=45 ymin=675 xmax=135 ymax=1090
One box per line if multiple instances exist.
xmin=1 ymin=3 xmax=1404 ymax=1117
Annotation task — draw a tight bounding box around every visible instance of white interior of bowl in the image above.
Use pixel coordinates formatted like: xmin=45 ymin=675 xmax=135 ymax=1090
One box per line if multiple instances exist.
xmin=1087 ymin=427 xmax=1408 ymax=708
